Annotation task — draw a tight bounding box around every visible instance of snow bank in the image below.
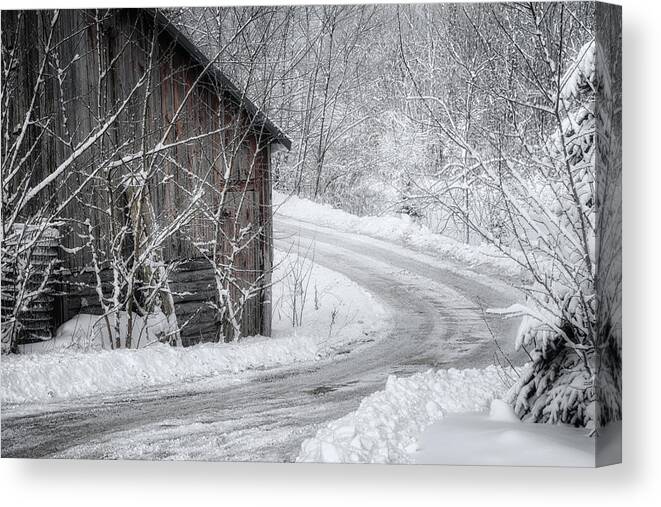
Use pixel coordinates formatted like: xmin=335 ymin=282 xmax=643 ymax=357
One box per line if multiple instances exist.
xmin=296 ymin=366 xmax=512 ymax=463
xmin=274 ymin=191 xmax=520 ymax=277
xmin=297 ymin=366 xmax=594 ymax=466
xmin=2 ymin=251 xmax=389 ymax=405
xmin=2 ymin=336 xmax=319 ymax=404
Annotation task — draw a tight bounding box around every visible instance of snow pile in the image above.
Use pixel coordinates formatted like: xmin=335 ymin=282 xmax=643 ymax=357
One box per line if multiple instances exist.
xmin=297 ymin=365 xmax=595 ymax=466
xmin=296 ymin=366 xmax=512 ymax=463
xmin=2 ymin=335 xmax=319 ymax=404
xmin=273 ymin=191 xmax=521 ymax=278
xmin=2 ymin=251 xmax=389 ymax=405
xmin=17 ymin=311 xmax=175 ymax=353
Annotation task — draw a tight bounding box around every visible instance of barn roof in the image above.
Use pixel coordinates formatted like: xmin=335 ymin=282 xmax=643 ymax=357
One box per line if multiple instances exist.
xmin=146 ymin=9 xmax=292 ymax=150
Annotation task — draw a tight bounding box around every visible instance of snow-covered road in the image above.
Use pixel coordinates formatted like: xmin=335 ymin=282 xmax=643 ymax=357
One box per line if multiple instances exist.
xmin=1 ymin=217 xmax=522 ymax=460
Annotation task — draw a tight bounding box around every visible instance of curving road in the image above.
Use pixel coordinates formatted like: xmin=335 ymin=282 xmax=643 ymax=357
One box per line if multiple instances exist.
xmin=0 ymin=217 xmax=522 ymax=461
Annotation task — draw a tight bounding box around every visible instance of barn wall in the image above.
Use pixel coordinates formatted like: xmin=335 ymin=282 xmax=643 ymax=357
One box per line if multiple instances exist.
xmin=3 ymin=9 xmax=275 ymax=343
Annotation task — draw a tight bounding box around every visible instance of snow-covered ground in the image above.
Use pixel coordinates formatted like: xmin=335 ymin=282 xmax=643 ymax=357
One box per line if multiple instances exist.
xmin=274 ymin=190 xmax=521 ymax=278
xmin=415 ymin=406 xmax=594 ymax=466
xmin=1 ymin=249 xmax=389 ymax=405
xmin=275 ymin=192 xmax=598 ymax=467
xmin=271 ymin=250 xmax=386 ymax=352
xmin=297 ymin=365 xmax=595 ymax=466
xmin=3 ymin=197 xmax=597 ymax=466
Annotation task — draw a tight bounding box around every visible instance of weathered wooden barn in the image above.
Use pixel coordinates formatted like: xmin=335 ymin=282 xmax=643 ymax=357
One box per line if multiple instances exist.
xmin=1 ymin=9 xmax=291 ymax=347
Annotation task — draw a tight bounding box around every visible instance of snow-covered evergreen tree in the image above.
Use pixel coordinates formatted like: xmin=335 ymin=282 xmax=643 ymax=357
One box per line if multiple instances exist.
xmin=505 ymin=39 xmax=606 ymax=430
